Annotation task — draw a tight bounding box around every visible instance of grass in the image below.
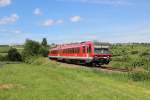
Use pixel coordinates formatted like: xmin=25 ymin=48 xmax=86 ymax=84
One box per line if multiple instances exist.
xmin=0 ymin=53 xmax=7 ymax=56
xmin=0 ymin=59 xmax=150 ymax=100
xmin=0 ymin=46 xmax=10 ymax=53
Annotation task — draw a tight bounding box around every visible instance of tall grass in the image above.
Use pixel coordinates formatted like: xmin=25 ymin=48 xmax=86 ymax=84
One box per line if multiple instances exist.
xmin=128 ymin=71 xmax=150 ymax=81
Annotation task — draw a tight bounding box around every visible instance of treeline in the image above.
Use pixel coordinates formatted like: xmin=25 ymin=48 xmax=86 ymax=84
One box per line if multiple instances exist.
xmin=0 ymin=38 xmax=49 ymax=62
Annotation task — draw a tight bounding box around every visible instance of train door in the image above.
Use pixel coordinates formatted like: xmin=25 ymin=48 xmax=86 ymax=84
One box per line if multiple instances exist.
xmin=82 ymin=46 xmax=86 ymax=57
xmin=87 ymin=45 xmax=91 ymax=57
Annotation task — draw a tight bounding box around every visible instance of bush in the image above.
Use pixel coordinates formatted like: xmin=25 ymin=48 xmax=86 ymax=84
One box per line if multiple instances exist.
xmin=144 ymin=62 xmax=150 ymax=71
xmin=39 ymin=46 xmax=49 ymax=57
xmin=7 ymin=48 xmax=22 ymax=61
xmin=23 ymin=39 xmax=41 ymax=56
xmin=0 ymin=55 xmax=5 ymax=61
xmin=22 ymin=39 xmax=49 ymax=62
xmin=24 ymin=56 xmax=38 ymax=64
xmin=140 ymin=52 xmax=150 ymax=56
xmin=131 ymin=58 xmax=144 ymax=68
xmin=131 ymin=51 xmax=138 ymax=55
xmin=112 ymin=55 xmax=131 ymax=62
xmin=22 ymin=39 xmax=41 ymax=61
xmin=128 ymin=71 xmax=150 ymax=81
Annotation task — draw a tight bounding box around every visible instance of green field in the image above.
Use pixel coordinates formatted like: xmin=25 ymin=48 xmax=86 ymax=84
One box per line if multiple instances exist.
xmin=0 ymin=45 xmax=24 ymax=56
xmin=0 ymin=59 xmax=150 ymax=100
xmin=0 ymin=46 xmax=9 ymax=54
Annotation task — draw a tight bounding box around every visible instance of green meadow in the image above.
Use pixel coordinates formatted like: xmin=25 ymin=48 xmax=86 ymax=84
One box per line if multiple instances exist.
xmin=0 ymin=58 xmax=150 ymax=100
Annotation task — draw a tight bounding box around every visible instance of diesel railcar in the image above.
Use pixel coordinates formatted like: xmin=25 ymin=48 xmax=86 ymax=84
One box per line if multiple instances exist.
xmin=48 ymin=41 xmax=112 ymax=66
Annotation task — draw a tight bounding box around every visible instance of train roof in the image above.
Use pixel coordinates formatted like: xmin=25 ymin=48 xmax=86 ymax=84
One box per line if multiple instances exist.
xmin=49 ymin=41 xmax=110 ymax=50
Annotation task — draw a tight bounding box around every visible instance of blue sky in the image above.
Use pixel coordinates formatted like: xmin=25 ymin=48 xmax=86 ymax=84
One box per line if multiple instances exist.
xmin=0 ymin=0 xmax=150 ymax=44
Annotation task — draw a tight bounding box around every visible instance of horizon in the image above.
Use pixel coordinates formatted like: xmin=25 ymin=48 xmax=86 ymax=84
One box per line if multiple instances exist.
xmin=0 ymin=0 xmax=150 ymax=44
xmin=1 ymin=40 xmax=150 ymax=45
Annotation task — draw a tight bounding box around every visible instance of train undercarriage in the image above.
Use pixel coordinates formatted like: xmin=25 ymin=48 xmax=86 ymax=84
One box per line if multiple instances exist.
xmin=49 ymin=56 xmax=111 ymax=67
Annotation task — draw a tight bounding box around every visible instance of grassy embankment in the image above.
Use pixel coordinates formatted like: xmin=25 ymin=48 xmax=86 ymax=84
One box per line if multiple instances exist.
xmin=0 ymin=58 xmax=150 ymax=100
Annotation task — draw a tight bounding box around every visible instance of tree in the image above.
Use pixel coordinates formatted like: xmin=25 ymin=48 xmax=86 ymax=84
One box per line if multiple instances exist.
xmin=39 ymin=46 xmax=49 ymax=57
xmin=40 ymin=38 xmax=49 ymax=57
xmin=22 ymin=39 xmax=41 ymax=60
xmin=8 ymin=48 xmax=22 ymax=61
xmin=41 ymin=38 xmax=47 ymax=47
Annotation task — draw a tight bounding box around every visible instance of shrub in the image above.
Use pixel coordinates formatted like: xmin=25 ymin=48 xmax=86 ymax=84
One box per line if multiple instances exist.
xmin=39 ymin=46 xmax=49 ymax=57
xmin=23 ymin=56 xmax=38 ymax=64
xmin=22 ymin=39 xmax=41 ymax=61
xmin=128 ymin=71 xmax=150 ymax=81
xmin=139 ymin=50 xmax=150 ymax=57
xmin=22 ymin=39 xmax=49 ymax=62
xmin=144 ymin=62 xmax=150 ymax=71
xmin=7 ymin=48 xmax=22 ymax=61
xmin=112 ymin=55 xmax=130 ymax=62
xmin=131 ymin=51 xmax=138 ymax=55
xmin=0 ymin=55 xmax=5 ymax=61
xmin=131 ymin=58 xmax=144 ymax=68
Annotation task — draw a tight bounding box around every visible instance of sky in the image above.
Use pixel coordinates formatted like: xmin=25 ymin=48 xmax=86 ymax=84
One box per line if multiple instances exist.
xmin=0 ymin=0 xmax=150 ymax=44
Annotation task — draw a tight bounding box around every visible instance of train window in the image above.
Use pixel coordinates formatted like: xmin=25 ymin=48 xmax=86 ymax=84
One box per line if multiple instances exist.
xmin=71 ymin=48 xmax=72 ymax=54
xmin=77 ymin=48 xmax=79 ymax=53
xmin=71 ymin=49 xmax=72 ymax=54
xmin=76 ymin=48 xmax=78 ymax=53
xmin=74 ymin=48 xmax=75 ymax=53
xmin=69 ymin=49 xmax=71 ymax=54
xmin=64 ymin=49 xmax=65 ymax=53
xmin=83 ymin=46 xmax=86 ymax=53
xmin=73 ymin=48 xmax=75 ymax=54
xmin=88 ymin=46 xmax=91 ymax=53
xmin=72 ymin=48 xmax=74 ymax=54
xmin=71 ymin=48 xmax=73 ymax=54
xmin=74 ymin=48 xmax=76 ymax=53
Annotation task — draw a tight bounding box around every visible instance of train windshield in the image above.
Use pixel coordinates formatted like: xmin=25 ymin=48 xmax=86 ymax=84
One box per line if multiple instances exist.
xmin=94 ymin=48 xmax=109 ymax=54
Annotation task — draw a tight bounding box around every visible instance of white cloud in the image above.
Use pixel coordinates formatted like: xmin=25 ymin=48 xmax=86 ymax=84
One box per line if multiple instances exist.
xmin=0 ymin=14 xmax=19 ymax=25
xmin=70 ymin=16 xmax=82 ymax=22
xmin=34 ymin=8 xmax=42 ymax=16
xmin=0 ymin=0 xmax=11 ymax=7
xmin=56 ymin=19 xmax=64 ymax=24
xmin=41 ymin=19 xmax=63 ymax=27
xmin=56 ymin=0 xmax=132 ymax=6
xmin=0 ymin=29 xmax=21 ymax=34
xmin=41 ymin=19 xmax=55 ymax=27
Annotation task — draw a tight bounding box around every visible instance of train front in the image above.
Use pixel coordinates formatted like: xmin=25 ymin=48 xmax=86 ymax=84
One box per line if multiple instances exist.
xmin=92 ymin=44 xmax=112 ymax=65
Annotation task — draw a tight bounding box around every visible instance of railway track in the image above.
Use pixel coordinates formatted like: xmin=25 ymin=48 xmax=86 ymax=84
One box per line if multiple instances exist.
xmin=100 ymin=66 xmax=129 ymax=72
xmin=54 ymin=60 xmax=129 ymax=73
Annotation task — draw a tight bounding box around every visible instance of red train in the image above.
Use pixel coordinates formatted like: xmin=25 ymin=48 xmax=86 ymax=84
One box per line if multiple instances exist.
xmin=48 ymin=41 xmax=112 ymax=66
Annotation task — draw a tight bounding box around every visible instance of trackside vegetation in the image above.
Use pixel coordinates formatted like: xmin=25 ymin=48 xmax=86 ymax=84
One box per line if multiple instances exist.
xmin=22 ymin=39 xmax=49 ymax=62
xmin=110 ymin=44 xmax=150 ymax=81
